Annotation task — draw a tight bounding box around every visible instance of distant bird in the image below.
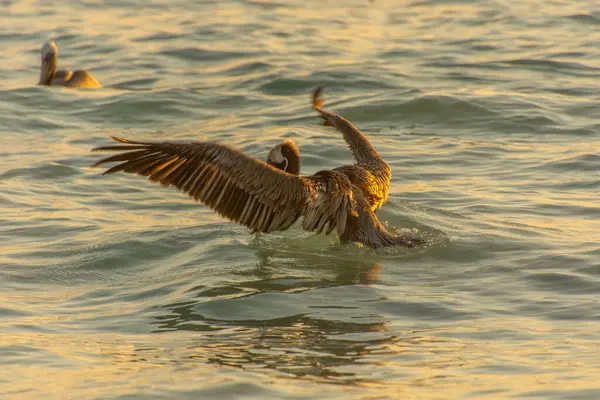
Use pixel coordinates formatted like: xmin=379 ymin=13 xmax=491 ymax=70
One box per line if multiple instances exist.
xmin=38 ymin=40 xmax=102 ymax=88
xmin=91 ymin=88 xmax=423 ymax=248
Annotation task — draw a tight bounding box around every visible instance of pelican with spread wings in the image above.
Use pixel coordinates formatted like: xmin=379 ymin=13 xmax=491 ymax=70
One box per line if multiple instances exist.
xmin=92 ymin=88 xmax=423 ymax=248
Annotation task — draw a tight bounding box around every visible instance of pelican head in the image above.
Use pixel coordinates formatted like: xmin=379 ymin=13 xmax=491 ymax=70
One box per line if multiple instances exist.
xmin=267 ymin=138 xmax=300 ymax=175
xmin=39 ymin=40 xmax=58 ymax=85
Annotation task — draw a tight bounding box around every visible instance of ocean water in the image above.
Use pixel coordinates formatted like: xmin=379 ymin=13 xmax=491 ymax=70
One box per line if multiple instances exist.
xmin=1 ymin=0 xmax=599 ymax=398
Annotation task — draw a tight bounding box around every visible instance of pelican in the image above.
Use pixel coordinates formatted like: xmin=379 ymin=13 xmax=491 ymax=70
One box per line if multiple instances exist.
xmin=38 ymin=40 xmax=102 ymax=88
xmin=91 ymin=88 xmax=423 ymax=248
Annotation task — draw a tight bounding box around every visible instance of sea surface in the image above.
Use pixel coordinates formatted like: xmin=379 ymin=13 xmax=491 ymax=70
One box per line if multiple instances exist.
xmin=1 ymin=0 xmax=599 ymax=399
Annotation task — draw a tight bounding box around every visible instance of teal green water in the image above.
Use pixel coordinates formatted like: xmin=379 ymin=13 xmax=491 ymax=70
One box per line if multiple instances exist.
xmin=2 ymin=0 xmax=600 ymax=398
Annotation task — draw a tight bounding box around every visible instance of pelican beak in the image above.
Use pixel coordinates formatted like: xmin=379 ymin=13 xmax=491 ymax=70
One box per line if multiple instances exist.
xmin=267 ymin=144 xmax=290 ymax=172
xmin=38 ymin=56 xmax=54 ymax=85
xmin=268 ymin=158 xmax=289 ymax=172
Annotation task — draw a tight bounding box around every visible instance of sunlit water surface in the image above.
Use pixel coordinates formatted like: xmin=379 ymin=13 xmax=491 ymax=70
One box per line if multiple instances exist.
xmin=1 ymin=0 xmax=600 ymax=399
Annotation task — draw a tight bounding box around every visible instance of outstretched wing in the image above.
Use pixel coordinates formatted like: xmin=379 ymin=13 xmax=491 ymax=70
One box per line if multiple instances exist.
xmin=92 ymin=137 xmax=356 ymax=235
xmin=312 ymin=87 xmax=391 ymax=209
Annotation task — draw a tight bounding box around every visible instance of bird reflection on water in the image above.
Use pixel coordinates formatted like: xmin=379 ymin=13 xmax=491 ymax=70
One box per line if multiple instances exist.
xmin=148 ymin=253 xmax=396 ymax=383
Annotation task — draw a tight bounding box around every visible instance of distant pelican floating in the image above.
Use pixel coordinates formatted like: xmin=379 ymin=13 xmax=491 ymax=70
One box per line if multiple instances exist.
xmin=38 ymin=41 xmax=102 ymax=89
xmin=91 ymin=88 xmax=423 ymax=248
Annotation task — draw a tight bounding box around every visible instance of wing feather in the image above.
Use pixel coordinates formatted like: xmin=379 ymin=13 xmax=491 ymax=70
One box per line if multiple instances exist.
xmin=92 ymin=137 xmax=356 ymax=235
xmin=312 ymin=87 xmax=392 ymax=208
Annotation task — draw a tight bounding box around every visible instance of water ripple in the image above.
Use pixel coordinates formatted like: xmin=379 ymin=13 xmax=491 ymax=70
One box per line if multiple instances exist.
xmin=2 ymin=0 xmax=600 ymax=398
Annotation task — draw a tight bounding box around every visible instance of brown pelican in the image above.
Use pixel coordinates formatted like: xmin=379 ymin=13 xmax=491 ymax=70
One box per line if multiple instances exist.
xmin=38 ymin=41 xmax=102 ymax=88
xmin=91 ymin=88 xmax=423 ymax=248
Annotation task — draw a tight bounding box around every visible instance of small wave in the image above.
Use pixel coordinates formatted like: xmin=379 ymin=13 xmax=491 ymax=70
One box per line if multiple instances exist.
xmin=133 ymin=32 xmax=186 ymax=43
xmin=160 ymin=47 xmax=252 ymax=62
xmin=222 ymin=61 xmax=273 ymax=75
xmin=524 ymin=270 xmax=600 ymax=296
xmin=110 ymin=78 xmax=160 ymax=90
xmin=358 ymin=95 xmax=498 ymax=126
xmin=0 ymin=162 xmax=80 ymax=181
xmin=503 ymin=58 xmax=600 ymax=77
xmin=564 ymin=13 xmax=600 ymax=25
xmin=537 ymin=152 xmax=600 ymax=172
xmin=375 ymin=298 xmax=478 ymax=321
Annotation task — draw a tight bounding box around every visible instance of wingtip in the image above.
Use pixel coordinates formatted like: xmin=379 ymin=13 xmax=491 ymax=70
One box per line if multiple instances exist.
xmin=110 ymin=136 xmax=129 ymax=143
xmin=90 ymin=136 xmax=128 ymax=153
xmin=89 ymin=158 xmax=115 ymax=171
xmin=312 ymin=86 xmax=325 ymax=110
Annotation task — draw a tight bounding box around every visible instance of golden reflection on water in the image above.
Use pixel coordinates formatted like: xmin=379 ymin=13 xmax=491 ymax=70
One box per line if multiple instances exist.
xmin=4 ymin=316 xmax=600 ymax=399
